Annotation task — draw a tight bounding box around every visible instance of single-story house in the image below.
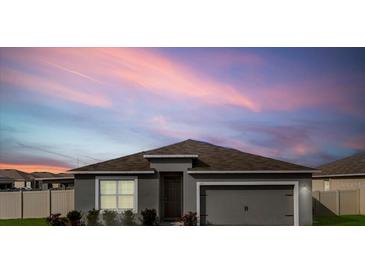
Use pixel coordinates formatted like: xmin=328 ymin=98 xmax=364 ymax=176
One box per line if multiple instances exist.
xmin=313 ymin=152 xmax=365 ymax=191
xmin=31 ymin=173 xmax=74 ymax=190
xmin=69 ymin=139 xmax=317 ymax=225
xmin=0 ymin=169 xmax=32 ymax=189
xmin=0 ymin=175 xmax=14 ymax=189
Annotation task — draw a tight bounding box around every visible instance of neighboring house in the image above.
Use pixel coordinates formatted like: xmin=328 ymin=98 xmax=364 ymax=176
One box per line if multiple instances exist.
xmin=0 ymin=169 xmax=75 ymax=190
xmin=69 ymin=139 xmax=317 ymax=225
xmin=0 ymin=175 xmax=14 ymax=189
xmin=32 ymin=173 xmax=74 ymax=190
xmin=0 ymin=169 xmax=33 ymax=189
xmin=313 ymin=152 xmax=365 ymax=191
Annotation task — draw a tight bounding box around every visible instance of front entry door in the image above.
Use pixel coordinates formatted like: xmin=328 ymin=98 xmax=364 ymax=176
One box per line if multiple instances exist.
xmin=162 ymin=173 xmax=182 ymax=220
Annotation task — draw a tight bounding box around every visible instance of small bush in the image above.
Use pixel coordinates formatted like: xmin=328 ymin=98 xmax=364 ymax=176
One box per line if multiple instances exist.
xmin=87 ymin=208 xmax=101 ymax=226
xmin=102 ymin=210 xmax=119 ymax=226
xmin=47 ymin=213 xmax=69 ymax=226
xmin=67 ymin=210 xmax=82 ymax=226
xmin=121 ymin=210 xmax=137 ymax=226
xmin=180 ymin=212 xmax=197 ymax=226
xmin=141 ymin=208 xmax=157 ymax=225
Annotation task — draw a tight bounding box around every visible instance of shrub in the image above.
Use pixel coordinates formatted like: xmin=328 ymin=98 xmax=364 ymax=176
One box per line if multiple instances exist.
xmin=102 ymin=210 xmax=119 ymax=226
xmin=121 ymin=209 xmax=137 ymax=226
xmin=87 ymin=208 xmax=101 ymax=226
xmin=67 ymin=210 xmax=82 ymax=226
xmin=47 ymin=213 xmax=69 ymax=226
xmin=180 ymin=212 xmax=197 ymax=226
xmin=141 ymin=208 xmax=157 ymax=225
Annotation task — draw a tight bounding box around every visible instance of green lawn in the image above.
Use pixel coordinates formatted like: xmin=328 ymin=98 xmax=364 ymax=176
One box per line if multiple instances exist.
xmin=1 ymin=216 xmax=364 ymax=226
xmin=0 ymin=218 xmax=48 ymax=226
xmin=313 ymin=215 xmax=365 ymax=226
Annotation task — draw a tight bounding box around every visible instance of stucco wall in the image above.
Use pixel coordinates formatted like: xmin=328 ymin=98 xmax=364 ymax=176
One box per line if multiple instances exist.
xmin=74 ymin=173 xmax=158 ymax=214
xmin=138 ymin=174 xmax=159 ymax=213
xmin=312 ymin=180 xmax=325 ymax=191
xmin=313 ymin=177 xmax=365 ymax=191
xmin=75 ymin=171 xmax=313 ymax=225
xmin=74 ymin=175 xmax=95 ymax=213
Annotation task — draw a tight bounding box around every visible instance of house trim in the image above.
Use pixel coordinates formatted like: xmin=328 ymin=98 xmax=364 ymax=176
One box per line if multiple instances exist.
xmin=188 ymin=170 xmax=319 ymax=174
xmin=95 ymin=176 xmax=138 ymax=213
xmin=68 ymin=170 xmax=154 ymax=174
xmin=34 ymin=177 xmax=74 ymax=181
xmin=313 ymin=173 xmax=365 ymax=178
xmin=196 ymin=181 xmax=299 ymax=226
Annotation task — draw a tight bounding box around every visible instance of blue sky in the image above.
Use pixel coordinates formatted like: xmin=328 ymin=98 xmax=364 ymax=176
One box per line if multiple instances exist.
xmin=0 ymin=48 xmax=364 ymax=172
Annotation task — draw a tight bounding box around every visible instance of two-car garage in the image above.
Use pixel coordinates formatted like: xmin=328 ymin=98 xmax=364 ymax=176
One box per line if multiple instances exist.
xmin=198 ymin=182 xmax=298 ymax=226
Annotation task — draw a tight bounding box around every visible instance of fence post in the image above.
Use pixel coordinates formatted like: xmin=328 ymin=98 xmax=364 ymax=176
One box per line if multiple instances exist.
xmin=337 ymin=191 xmax=340 ymax=216
xmin=20 ymin=190 xmax=23 ymax=219
xmin=358 ymin=189 xmax=360 ymax=215
xmin=49 ymin=189 xmax=52 ymax=216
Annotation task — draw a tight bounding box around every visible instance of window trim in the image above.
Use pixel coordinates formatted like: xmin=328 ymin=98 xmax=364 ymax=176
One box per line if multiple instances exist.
xmin=95 ymin=176 xmax=138 ymax=213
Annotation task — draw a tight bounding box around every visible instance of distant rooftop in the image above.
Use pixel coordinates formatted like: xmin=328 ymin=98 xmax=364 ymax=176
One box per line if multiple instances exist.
xmin=315 ymin=152 xmax=365 ymax=177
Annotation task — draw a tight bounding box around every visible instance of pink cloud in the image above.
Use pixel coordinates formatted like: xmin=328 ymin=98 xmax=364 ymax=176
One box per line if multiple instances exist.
xmin=0 ymin=67 xmax=112 ymax=108
xmin=259 ymin=80 xmax=365 ymax=115
xmin=2 ymin=48 xmax=362 ymax=115
xmin=199 ymin=51 xmax=264 ymax=67
xmin=93 ymin=48 xmax=260 ymax=111
xmin=345 ymin=134 xmax=365 ymax=149
xmin=149 ymin=115 xmax=201 ymax=140
xmin=42 ymin=61 xmax=103 ymax=84
xmin=292 ymin=143 xmax=317 ymax=156
xmin=1 ymin=48 xmax=259 ymax=111
xmin=0 ymin=162 xmax=68 ymax=173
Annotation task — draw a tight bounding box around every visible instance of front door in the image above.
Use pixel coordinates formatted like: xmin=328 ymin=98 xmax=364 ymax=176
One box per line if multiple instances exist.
xmin=162 ymin=173 xmax=182 ymax=220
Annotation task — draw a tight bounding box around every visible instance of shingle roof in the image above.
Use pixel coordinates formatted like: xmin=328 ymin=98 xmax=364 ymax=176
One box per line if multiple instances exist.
xmin=0 ymin=174 xmax=14 ymax=184
xmin=70 ymin=139 xmax=315 ymax=173
xmin=315 ymin=152 xmax=365 ymax=177
xmin=0 ymin=169 xmax=34 ymax=180
xmin=31 ymin=172 xmax=71 ymax=178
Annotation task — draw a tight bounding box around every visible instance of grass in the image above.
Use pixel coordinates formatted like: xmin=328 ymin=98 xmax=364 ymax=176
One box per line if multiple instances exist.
xmin=1 ymin=216 xmax=364 ymax=226
xmin=313 ymin=215 xmax=365 ymax=226
xmin=0 ymin=218 xmax=48 ymax=226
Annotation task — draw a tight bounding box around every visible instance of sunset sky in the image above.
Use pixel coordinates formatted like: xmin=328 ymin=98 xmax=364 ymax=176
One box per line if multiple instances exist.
xmin=0 ymin=48 xmax=364 ymax=173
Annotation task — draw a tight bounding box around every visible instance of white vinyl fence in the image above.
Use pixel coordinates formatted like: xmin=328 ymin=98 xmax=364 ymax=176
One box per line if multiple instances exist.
xmin=0 ymin=190 xmax=74 ymax=219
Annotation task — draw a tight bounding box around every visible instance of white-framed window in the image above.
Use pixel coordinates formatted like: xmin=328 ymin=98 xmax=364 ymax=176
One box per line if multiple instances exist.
xmin=96 ymin=177 xmax=138 ymax=212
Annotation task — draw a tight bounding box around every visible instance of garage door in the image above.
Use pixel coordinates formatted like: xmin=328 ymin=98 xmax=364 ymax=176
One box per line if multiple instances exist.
xmin=200 ymin=185 xmax=294 ymax=225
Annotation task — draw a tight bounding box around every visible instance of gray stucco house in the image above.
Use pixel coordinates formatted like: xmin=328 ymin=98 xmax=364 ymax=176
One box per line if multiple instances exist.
xmin=69 ymin=139 xmax=317 ymax=225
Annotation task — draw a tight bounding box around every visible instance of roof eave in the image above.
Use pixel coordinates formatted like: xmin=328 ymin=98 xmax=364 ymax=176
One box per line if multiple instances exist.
xmin=67 ymin=170 xmax=155 ymax=174
xmin=313 ymin=172 xmax=365 ymax=178
xmin=187 ymin=170 xmax=320 ymax=174
xmin=34 ymin=177 xmax=74 ymax=181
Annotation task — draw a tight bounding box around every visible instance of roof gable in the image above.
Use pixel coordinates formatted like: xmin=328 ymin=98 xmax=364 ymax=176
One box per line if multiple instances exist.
xmin=70 ymin=139 xmax=316 ymax=173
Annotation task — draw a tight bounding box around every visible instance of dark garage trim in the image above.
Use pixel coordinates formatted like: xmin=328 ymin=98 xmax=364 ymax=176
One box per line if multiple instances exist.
xmin=196 ymin=181 xmax=299 ymax=226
